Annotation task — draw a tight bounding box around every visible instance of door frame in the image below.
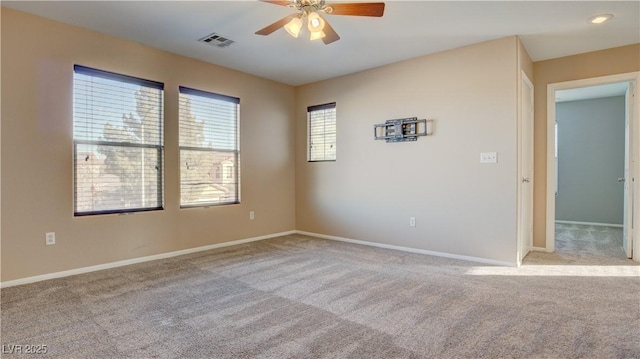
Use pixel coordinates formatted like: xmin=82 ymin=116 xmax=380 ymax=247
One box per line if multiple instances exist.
xmin=546 ymin=72 xmax=640 ymax=261
xmin=517 ymin=70 xmax=534 ymax=265
xmin=623 ymin=83 xmax=635 ymax=257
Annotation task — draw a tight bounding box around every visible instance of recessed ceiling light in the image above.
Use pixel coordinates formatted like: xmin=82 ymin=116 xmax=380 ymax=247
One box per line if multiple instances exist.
xmin=587 ymin=14 xmax=613 ymax=24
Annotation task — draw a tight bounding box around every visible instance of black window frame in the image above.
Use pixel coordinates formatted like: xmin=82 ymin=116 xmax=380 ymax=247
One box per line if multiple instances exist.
xmin=178 ymin=86 xmax=241 ymax=208
xmin=307 ymin=102 xmax=337 ymax=162
xmin=73 ymin=65 xmax=165 ymax=216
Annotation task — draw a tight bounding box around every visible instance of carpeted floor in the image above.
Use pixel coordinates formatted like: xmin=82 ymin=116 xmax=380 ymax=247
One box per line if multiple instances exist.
xmin=2 ymin=225 xmax=639 ymax=358
xmin=554 ymin=223 xmax=631 ymax=263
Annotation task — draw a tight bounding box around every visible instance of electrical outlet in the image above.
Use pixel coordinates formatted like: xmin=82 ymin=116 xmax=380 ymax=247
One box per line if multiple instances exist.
xmin=45 ymin=232 xmax=56 ymax=246
xmin=409 ymin=217 xmax=416 ymax=227
xmin=249 ymin=211 xmax=255 ymax=220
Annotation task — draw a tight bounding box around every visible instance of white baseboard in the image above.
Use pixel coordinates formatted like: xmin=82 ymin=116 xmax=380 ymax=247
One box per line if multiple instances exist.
xmin=532 ymin=246 xmax=550 ymax=252
xmin=0 ymin=230 xmax=296 ymax=288
xmin=296 ymin=231 xmax=516 ymax=267
xmin=555 ymin=220 xmax=623 ymax=228
xmin=2 ymin=229 xmax=521 ymax=287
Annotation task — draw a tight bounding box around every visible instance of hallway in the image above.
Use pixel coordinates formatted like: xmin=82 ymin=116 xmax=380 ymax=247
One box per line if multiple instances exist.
xmin=525 ymin=223 xmax=635 ymax=266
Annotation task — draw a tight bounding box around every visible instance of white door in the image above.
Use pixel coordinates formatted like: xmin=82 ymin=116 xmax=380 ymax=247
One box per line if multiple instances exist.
xmin=519 ymin=73 xmax=534 ymax=264
xmin=623 ymin=82 xmax=635 ymax=258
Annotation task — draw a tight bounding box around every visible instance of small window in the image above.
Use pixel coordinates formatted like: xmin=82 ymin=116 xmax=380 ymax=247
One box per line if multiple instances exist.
xmin=179 ymin=86 xmax=240 ymax=207
xmin=308 ymin=102 xmax=336 ymax=162
xmin=73 ymin=65 xmax=164 ymax=216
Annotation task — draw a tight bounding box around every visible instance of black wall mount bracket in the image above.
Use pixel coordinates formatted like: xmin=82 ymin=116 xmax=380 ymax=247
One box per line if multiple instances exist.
xmin=374 ymin=117 xmax=427 ymax=143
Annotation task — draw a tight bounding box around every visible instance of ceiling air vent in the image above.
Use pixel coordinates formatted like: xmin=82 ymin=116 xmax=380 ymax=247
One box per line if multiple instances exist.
xmin=199 ymin=32 xmax=235 ymax=48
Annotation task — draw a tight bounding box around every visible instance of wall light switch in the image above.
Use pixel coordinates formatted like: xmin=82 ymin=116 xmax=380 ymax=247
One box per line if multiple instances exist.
xmin=480 ymin=152 xmax=498 ymax=164
xmin=249 ymin=211 xmax=255 ymax=220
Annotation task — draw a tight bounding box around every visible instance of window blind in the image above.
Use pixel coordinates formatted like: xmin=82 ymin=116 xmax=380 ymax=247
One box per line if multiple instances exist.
xmin=308 ymin=102 xmax=336 ymax=162
xmin=73 ymin=65 xmax=164 ymax=216
xmin=178 ymin=86 xmax=240 ymax=207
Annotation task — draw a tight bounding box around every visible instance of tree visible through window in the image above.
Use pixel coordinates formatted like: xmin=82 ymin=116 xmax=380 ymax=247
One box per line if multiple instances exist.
xmin=308 ymin=103 xmax=336 ymax=162
xmin=179 ymin=86 xmax=240 ymax=207
xmin=73 ymin=65 xmax=164 ymax=216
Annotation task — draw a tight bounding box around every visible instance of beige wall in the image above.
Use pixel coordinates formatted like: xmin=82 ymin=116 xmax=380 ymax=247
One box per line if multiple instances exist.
xmin=1 ymin=8 xmax=296 ymax=281
xmin=296 ymin=37 xmax=522 ymax=265
xmin=5 ymin=5 xmax=635 ymax=282
xmin=518 ymin=38 xmax=534 ymax=82
xmin=532 ymin=44 xmax=640 ymax=248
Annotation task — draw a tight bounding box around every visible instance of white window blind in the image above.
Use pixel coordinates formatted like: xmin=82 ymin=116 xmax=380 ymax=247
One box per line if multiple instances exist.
xmin=73 ymin=65 xmax=164 ymax=216
xmin=308 ymin=102 xmax=336 ymax=162
xmin=179 ymin=86 xmax=240 ymax=207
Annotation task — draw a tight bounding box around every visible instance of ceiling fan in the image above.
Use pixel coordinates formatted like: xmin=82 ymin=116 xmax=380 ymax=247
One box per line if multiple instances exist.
xmin=255 ymin=0 xmax=385 ymax=45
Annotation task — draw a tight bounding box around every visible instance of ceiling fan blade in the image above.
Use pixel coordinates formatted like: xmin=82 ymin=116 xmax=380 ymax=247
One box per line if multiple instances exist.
xmin=320 ymin=16 xmax=340 ymax=44
xmin=255 ymin=14 xmax=297 ymax=35
xmin=325 ymin=2 xmax=385 ymax=17
xmin=259 ymin=0 xmax=294 ymax=6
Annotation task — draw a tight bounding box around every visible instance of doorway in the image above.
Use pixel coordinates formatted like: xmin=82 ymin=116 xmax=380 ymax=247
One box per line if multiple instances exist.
xmin=546 ymin=72 xmax=640 ymax=261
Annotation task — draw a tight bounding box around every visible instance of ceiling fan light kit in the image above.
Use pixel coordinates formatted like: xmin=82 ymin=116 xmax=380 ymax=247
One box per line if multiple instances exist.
xmin=307 ymin=11 xmax=326 ymax=39
xmin=256 ymin=0 xmax=385 ymax=45
xmin=309 ymin=30 xmax=326 ymax=40
xmin=284 ymin=15 xmax=303 ymax=37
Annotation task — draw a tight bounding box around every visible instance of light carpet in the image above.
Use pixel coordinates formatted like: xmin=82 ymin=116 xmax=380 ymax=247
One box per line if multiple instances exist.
xmin=2 ymin=226 xmax=639 ymax=358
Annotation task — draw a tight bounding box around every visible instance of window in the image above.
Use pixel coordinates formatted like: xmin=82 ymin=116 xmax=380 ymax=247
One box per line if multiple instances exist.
xmin=179 ymin=86 xmax=240 ymax=207
xmin=73 ymin=65 xmax=164 ymax=216
xmin=308 ymin=102 xmax=336 ymax=162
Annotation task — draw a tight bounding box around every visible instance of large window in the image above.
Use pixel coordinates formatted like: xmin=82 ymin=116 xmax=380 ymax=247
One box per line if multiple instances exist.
xmin=73 ymin=65 xmax=164 ymax=216
xmin=179 ymin=86 xmax=240 ymax=207
xmin=308 ymin=102 xmax=336 ymax=162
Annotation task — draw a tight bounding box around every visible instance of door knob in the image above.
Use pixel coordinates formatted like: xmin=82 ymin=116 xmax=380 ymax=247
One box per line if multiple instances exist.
xmin=522 ymin=178 xmax=530 ymax=183
xmin=618 ymin=177 xmax=626 ymax=182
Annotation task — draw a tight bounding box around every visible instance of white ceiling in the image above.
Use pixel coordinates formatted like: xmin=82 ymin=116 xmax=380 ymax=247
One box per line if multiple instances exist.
xmin=3 ymin=1 xmax=639 ymax=86
xmin=556 ymin=82 xmax=629 ymax=103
